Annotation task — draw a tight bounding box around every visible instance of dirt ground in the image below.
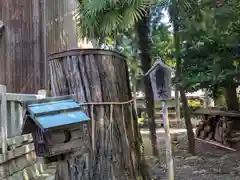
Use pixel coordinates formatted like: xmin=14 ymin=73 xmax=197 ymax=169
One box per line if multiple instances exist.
xmin=37 ymin=129 xmax=240 ymax=180
xmin=145 ymin=133 xmax=240 ymax=180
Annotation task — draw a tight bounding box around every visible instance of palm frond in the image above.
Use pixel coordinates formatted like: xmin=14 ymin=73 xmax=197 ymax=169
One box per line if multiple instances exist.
xmin=76 ymin=0 xmax=153 ymax=42
xmin=83 ymin=0 xmax=108 ymax=16
xmin=100 ymin=10 xmax=124 ymax=34
xmin=122 ymin=5 xmax=146 ymax=28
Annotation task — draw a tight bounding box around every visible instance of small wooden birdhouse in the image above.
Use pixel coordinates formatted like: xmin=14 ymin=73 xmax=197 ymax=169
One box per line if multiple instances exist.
xmin=21 ymin=95 xmax=90 ymax=158
xmin=145 ymin=57 xmax=172 ymax=101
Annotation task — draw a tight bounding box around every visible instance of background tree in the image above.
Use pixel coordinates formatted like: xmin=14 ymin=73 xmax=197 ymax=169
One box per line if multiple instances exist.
xmin=178 ymin=0 xmax=240 ymax=111
xmin=159 ymin=0 xmax=198 ymax=154
xmin=76 ymin=0 xmax=203 ymax=155
xmin=76 ymin=0 xmax=160 ymax=156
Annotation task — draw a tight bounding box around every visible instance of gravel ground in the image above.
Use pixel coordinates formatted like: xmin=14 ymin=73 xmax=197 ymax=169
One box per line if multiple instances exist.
xmin=145 ymin=133 xmax=240 ymax=180
xmin=36 ymin=129 xmax=240 ymax=180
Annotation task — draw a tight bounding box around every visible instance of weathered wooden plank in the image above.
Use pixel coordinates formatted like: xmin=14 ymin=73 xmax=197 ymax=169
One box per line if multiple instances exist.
xmin=21 ymin=95 xmax=76 ymax=107
xmin=0 ymin=151 xmax=36 ymax=179
xmin=3 ymin=0 xmax=12 ymax=92
xmin=45 ymin=175 xmax=55 ymax=180
xmin=32 ymin=0 xmax=41 ymax=92
xmin=195 ymin=137 xmax=236 ymax=151
xmin=0 ymin=143 xmax=35 ymax=164
xmin=162 ymin=101 xmax=174 ymax=179
xmin=2 ymin=161 xmax=46 ymax=180
xmin=0 ymin=134 xmax=33 ymax=148
xmin=0 ymin=84 xmax=8 ymax=153
xmin=39 ymin=0 xmax=48 ymax=89
xmin=0 ymin=0 xmax=43 ymax=93
xmin=50 ymin=138 xmax=86 ymax=157
xmin=17 ymin=103 xmax=23 ymax=135
xmin=194 ymin=108 xmax=240 ymax=117
xmin=10 ymin=102 xmax=16 ymax=137
xmin=45 ymin=0 xmax=78 ymax=55
xmin=5 ymin=93 xmax=42 ymax=101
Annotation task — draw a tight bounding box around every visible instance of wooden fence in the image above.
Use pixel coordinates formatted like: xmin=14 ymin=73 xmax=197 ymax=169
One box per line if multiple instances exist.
xmin=0 ymin=134 xmax=46 ymax=179
xmin=136 ymin=97 xmax=200 ymax=128
xmin=0 ymin=0 xmax=79 ymax=93
xmin=0 ymin=84 xmax=47 ymax=179
xmin=0 ymin=84 xmax=44 ymax=139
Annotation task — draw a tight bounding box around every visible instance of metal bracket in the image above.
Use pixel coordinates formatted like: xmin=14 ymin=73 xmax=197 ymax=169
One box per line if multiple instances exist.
xmin=0 ymin=21 xmax=5 ymax=38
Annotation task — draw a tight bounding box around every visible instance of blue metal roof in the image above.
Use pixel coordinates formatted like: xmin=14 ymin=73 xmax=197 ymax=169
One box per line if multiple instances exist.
xmin=35 ymin=111 xmax=89 ymax=129
xmin=26 ymin=98 xmax=90 ymax=129
xmin=28 ymin=99 xmax=81 ymax=114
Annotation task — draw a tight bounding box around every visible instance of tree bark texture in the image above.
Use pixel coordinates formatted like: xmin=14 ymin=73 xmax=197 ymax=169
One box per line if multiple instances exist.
xmin=180 ymin=88 xmax=196 ymax=155
xmin=172 ymin=0 xmax=195 ymax=155
xmin=225 ymin=77 xmax=239 ymax=111
xmin=175 ymin=90 xmax=181 ymax=127
xmin=136 ymin=14 xmax=159 ymax=157
xmin=48 ymin=49 xmax=144 ymax=180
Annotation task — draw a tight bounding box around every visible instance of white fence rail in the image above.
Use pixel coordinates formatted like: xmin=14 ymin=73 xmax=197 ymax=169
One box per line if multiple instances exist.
xmin=0 ymin=84 xmax=45 ymax=153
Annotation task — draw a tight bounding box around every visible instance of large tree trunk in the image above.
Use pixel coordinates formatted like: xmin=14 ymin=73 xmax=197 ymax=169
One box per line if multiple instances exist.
xmin=212 ymin=85 xmax=225 ymax=107
xmin=172 ymin=0 xmax=195 ymax=154
xmin=225 ymin=77 xmax=239 ymax=111
xmin=48 ymin=49 xmax=147 ymax=180
xmin=136 ymin=15 xmax=159 ymax=157
xmin=212 ymin=85 xmax=219 ymax=106
xmin=203 ymin=89 xmax=210 ymax=108
xmin=180 ymin=88 xmax=196 ymax=155
xmin=175 ymin=90 xmax=181 ymax=127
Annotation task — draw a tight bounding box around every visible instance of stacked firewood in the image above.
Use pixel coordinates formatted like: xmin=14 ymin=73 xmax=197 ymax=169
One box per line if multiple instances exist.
xmin=195 ymin=116 xmax=232 ymax=146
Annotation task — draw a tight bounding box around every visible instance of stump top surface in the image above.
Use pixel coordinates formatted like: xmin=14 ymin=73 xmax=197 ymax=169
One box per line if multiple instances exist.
xmin=194 ymin=108 xmax=240 ymax=118
xmin=48 ymin=48 xmax=126 ymax=61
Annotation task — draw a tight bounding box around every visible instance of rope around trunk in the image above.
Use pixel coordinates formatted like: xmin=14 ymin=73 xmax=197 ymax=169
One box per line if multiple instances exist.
xmin=78 ymin=98 xmax=135 ymax=105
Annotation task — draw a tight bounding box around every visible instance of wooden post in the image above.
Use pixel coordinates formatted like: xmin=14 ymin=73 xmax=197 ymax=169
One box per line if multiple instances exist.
xmin=162 ymin=100 xmax=174 ymax=180
xmin=17 ymin=102 xmax=23 ymax=135
xmin=0 ymin=85 xmax=7 ymax=153
xmin=10 ymin=101 xmax=16 ymax=137
xmin=144 ymin=57 xmax=174 ymax=178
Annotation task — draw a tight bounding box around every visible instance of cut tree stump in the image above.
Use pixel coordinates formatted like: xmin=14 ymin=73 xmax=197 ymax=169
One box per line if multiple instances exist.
xmin=48 ymin=49 xmax=144 ymax=180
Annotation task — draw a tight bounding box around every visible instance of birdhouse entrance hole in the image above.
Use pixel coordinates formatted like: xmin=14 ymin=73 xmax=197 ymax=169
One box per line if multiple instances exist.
xmin=50 ymin=130 xmax=74 ymax=144
xmin=63 ymin=130 xmax=71 ymax=143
